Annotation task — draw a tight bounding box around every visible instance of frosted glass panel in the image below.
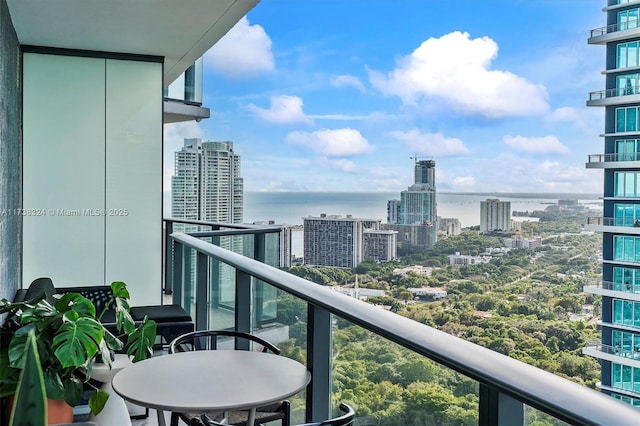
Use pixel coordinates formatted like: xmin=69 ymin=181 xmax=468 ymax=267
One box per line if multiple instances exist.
xmin=22 ymin=53 xmax=106 ymax=286
xmin=105 ymin=59 xmax=162 ymax=305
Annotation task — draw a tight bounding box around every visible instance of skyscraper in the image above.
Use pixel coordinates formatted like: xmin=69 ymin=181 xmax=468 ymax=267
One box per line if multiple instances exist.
xmin=303 ymin=215 xmax=394 ymax=268
xmin=479 ymin=199 xmax=511 ymax=233
xmin=386 ymin=159 xmax=437 ymax=249
xmin=172 ymin=138 xmax=243 ymax=223
xmin=583 ymin=1 xmax=640 ymax=407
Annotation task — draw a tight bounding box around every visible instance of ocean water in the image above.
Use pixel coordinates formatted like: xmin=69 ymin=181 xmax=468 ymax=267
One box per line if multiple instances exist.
xmin=241 ymin=192 xmax=602 ymax=228
xmin=164 ymin=191 xmax=602 ymax=257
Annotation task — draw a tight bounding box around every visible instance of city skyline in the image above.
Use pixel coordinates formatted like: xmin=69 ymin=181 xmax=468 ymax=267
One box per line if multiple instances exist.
xmin=164 ymin=0 xmax=605 ymax=194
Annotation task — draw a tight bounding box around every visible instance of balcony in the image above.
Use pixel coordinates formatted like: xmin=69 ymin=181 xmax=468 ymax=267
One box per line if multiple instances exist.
xmin=585 ymin=216 xmax=640 ymax=235
xmin=587 ymin=85 xmax=640 ymax=106
xmin=161 ymin=220 xmax=640 ymax=425
xmin=586 ymin=153 xmax=640 ymax=169
xmin=589 ymin=21 xmax=640 ymax=45
xmin=606 ymin=0 xmax=640 ymax=10
xmin=583 ymin=278 xmax=640 ymax=301
xmin=584 ymin=340 xmax=640 ymax=364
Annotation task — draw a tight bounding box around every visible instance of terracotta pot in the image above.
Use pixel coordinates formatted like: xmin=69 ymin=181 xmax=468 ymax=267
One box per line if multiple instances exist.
xmin=46 ymin=398 xmax=74 ymax=424
xmin=3 ymin=395 xmax=73 ymax=425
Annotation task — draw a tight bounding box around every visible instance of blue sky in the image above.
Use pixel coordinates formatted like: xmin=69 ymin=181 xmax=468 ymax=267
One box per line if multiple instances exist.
xmin=164 ymin=0 xmax=606 ymax=194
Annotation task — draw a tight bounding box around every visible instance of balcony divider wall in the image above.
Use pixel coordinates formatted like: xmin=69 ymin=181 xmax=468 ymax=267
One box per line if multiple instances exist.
xmin=22 ymin=48 xmax=163 ymax=305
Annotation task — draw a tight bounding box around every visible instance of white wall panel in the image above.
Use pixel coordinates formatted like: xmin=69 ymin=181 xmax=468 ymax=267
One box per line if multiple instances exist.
xmin=23 ymin=53 xmax=106 ymax=287
xmin=105 ymin=59 xmax=162 ymax=305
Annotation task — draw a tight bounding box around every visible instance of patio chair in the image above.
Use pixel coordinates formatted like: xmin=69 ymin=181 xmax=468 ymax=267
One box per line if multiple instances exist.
xmin=169 ymin=330 xmax=291 ymax=426
xmin=200 ymin=403 xmax=355 ymax=426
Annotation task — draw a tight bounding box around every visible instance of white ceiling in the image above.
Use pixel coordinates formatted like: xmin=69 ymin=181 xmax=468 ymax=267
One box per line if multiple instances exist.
xmin=7 ymin=0 xmax=259 ymax=86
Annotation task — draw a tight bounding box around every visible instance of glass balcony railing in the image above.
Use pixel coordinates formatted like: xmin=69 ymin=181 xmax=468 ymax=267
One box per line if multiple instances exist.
xmin=585 ymin=339 xmax=640 ymax=360
xmin=164 ymin=228 xmax=640 ymax=425
xmin=587 ymin=153 xmax=640 ymax=163
xmin=589 ymin=84 xmax=640 ymax=101
xmin=586 ymin=216 xmax=640 ymax=228
xmin=591 ymin=20 xmax=640 ymax=38
xmin=583 ymin=278 xmax=640 ymax=295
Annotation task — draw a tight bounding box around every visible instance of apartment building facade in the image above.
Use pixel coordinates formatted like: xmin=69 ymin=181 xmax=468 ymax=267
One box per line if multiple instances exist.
xmin=584 ymin=0 xmax=640 ymax=408
xmin=480 ymin=199 xmax=512 ymax=233
xmin=172 ymin=138 xmax=243 ymax=223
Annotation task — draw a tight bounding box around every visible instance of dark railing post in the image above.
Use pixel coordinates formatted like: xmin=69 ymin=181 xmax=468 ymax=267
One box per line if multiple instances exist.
xmin=171 ymin=239 xmax=183 ymax=307
xmin=195 ymin=251 xmax=208 ymax=331
xmin=235 ymin=270 xmax=252 ymax=351
xmin=479 ymin=384 xmax=524 ymax=426
xmin=306 ymin=304 xmax=331 ymax=423
xmin=164 ymin=220 xmax=174 ymax=295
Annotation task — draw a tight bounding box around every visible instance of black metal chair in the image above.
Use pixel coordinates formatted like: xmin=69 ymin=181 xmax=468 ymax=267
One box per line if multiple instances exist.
xmin=201 ymin=403 xmax=355 ymax=426
xmin=168 ymin=330 xmax=291 ymax=426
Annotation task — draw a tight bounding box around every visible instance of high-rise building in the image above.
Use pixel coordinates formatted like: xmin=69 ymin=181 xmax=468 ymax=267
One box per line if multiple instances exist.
xmin=363 ymin=230 xmax=397 ymax=262
xmin=303 ymin=215 xmax=395 ymax=268
xmin=583 ymin=0 xmax=640 ymax=408
xmin=386 ymin=159 xmax=437 ymax=249
xmin=172 ymin=138 xmax=243 ymax=223
xmin=479 ymin=199 xmax=511 ymax=233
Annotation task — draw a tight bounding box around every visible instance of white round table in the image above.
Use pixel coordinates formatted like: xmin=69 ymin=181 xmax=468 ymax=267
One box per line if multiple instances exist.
xmin=89 ymin=354 xmax=133 ymax=426
xmin=111 ymin=351 xmax=311 ymax=426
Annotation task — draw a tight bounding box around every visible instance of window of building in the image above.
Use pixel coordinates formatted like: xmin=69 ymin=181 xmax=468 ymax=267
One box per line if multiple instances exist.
xmin=614 ymin=172 xmax=640 ymax=196
xmin=614 ymin=266 xmax=640 ymax=291
xmin=614 ymin=203 xmax=640 ymax=226
xmin=616 ymin=139 xmax=640 ymax=161
xmin=613 ymin=298 xmax=640 ymax=327
xmin=617 ymin=73 xmax=640 ymax=95
xmin=612 ymin=363 xmax=640 ymax=393
xmin=618 ymin=41 xmax=640 ymax=69
xmin=616 ymin=107 xmax=640 ymax=132
xmin=619 ymin=8 xmax=640 ymax=31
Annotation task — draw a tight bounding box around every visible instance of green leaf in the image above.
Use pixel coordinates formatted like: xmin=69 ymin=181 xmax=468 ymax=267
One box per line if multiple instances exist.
xmin=52 ymin=317 xmax=104 ymax=368
xmin=55 ymin=293 xmax=96 ymax=318
xmin=9 ymin=330 xmax=46 ymax=426
xmin=103 ymin=327 xmax=124 ymax=352
xmin=89 ymin=389 xmax=109 ymax=416
xmin=63 ymin=375 xmax=84 ymax=407
xmin=114 ymin=297 xmax=135 ymax=334
xmin=43 ymin=369 xmax=65 ymax=400
xmin=8 ymin=325 xmax=35 ymax=368
xmin=110 ymin=281 xmax=130 ymax=299
xmin=127 ymin=317 xmax=157 ymax=362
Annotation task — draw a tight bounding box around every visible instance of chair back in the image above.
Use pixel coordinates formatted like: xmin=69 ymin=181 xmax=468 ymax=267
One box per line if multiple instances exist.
xmin=297 ymin=403 xmax=355 ymax=426
xmin=169 ymin=330 xmax=280 ymax=354
xmin=201 ymin=402 xmax=354 ymax=426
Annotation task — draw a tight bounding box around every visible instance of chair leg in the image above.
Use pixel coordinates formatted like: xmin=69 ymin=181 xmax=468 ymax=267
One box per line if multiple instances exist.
xmin=170 ymin=412 xmax=179 ymax=426
xmin=282 ymin=401 xmax=291 ymax=426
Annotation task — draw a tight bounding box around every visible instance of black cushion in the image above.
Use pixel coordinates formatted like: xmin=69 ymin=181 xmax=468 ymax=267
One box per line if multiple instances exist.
xmin=25 ymin=277 xmax=56 ymax=305
xmin=130 ymin=304 xmax=192 ymax=323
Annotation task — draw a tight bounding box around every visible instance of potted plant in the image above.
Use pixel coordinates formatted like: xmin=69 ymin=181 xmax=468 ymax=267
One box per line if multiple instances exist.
xmin=0 ymin=281 xmax=157 ymax=420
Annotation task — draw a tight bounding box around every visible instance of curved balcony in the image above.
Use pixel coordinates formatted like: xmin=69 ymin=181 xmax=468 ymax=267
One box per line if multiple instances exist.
xmin=587 ymin=85 xmax=640 ymax=106
xmin=585 ymin=216 xmax=640 ymax=235
xmin=586 ymin=153 xmax=640 ymax=169
xmin=163 ymin=229 xmax=640 ymax=425
xmin=589 ymin=20 xmax=640 ymax=45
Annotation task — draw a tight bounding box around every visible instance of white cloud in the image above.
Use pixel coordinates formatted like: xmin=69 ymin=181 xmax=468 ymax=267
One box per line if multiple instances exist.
xmin=286 ymin=128 xmax=373 ymax=157
xmin=369 ymin=31 xmax=549 ymax=118
xmin=451 ymin=176 xmax=476 ymax=190
xmin=389 ymin=129 xmax=470 ymax=157
xmin=331 ymin=75 xmax=366 ymax=93
xmin=503 ymin=135 xmax=570 ymax=154
xmin=247 ymin=95 xmax=313 ymax=125
xmin=321 ymin=158 xmax=357 ymax=172
xmin=546 ymin=107 xmax=593 ymax=133
xmin=204 ymin=17 xmax=275 ymax=79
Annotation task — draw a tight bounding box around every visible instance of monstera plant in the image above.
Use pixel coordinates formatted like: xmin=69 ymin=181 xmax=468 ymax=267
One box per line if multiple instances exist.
xmin=0 ymin=281 xmax=157 ymax=416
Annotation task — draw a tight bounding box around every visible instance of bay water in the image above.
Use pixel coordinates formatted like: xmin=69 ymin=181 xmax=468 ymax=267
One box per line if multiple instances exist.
xmin=165 ymin=192 xmax=602 ymax=258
